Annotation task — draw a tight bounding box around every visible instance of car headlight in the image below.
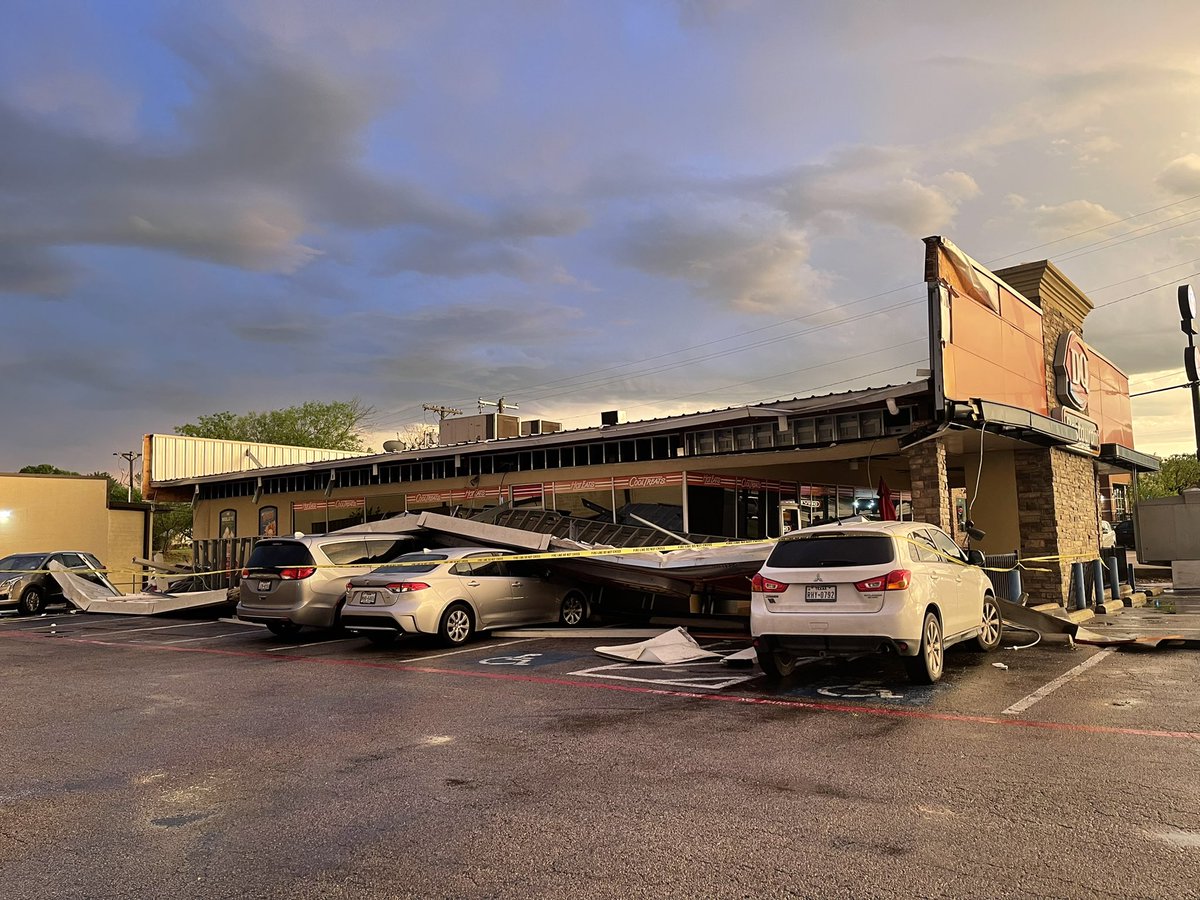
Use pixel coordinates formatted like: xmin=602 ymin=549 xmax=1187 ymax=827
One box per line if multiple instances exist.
xmin=0 ymin=576 xmax=19 ymax=594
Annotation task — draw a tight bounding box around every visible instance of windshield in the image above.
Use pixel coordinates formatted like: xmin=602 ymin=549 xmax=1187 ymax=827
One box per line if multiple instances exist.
xmin=371 ymin=553 xmax=448 ymax=575
xmin=0 ymin=554 xmax=47 ymax=574
xmin=767 ymin=533 xmax=895 ymax=568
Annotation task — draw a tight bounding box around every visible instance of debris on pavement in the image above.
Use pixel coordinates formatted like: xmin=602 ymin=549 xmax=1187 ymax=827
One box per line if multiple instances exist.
xmin=594 ymin=627 xmax=722 ymax=664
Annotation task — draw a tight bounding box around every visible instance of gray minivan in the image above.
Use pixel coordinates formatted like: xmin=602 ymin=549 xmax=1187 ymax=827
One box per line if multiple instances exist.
xmin=237 ymin=533 xmax=421 ymax=637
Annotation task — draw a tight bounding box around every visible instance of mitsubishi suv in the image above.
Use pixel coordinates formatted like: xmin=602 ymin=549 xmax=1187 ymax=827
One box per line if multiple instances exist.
xmin=237 ymin=533 xmax=422 ymax=637
xmin=750 ymin=521 xmax=1002 ymax=684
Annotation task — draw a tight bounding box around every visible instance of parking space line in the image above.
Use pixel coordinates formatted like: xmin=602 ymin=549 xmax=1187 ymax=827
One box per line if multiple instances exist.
xmin=163 ymin=630 xmax=271 ymax=645
xmin=411 ymin=638 xmax=535 ymax=661
xmin=1002 ymin=648 xmax=1116 ymax=716
xmin=265 ymin=638 xmax=355 ymax=652
xmin=81 ymin=621 xmax=222 ymax=638
xmin=0 ymin=615 xmax=86 ymax=630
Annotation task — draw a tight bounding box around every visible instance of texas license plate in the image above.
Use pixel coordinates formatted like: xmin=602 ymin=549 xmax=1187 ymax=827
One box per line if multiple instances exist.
xmin=805 ymin=584 xmax=837 ymax=602
xmin=357 ymin=591 xmax=377 ymax=605
xmin=257 ymin=580 xmax=271 ymax=591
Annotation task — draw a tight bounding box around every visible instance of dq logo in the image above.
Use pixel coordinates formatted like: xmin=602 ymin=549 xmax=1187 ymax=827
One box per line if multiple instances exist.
xmin=1054 ymin=331 xmax=1090 ymax=412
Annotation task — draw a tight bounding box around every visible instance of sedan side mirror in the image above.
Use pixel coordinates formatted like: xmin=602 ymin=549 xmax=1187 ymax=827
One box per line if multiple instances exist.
xmin=967 ymin=549 xmax=986 ymax=567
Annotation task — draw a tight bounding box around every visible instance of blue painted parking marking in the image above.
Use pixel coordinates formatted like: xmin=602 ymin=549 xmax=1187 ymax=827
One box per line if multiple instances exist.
xmin=476 ymin=651 xmax=576 ymax=668
xmin=778 ymin=678 xmax=941 ymax=706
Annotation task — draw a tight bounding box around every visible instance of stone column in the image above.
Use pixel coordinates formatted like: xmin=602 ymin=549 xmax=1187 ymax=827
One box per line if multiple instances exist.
xmin=1015 ymin=447 xmax=1101 ymax=605
xmin=906 ymin=438 xmax=952 ymax=534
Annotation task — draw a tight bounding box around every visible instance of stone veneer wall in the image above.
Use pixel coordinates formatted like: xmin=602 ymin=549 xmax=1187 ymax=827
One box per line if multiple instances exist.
xmin=906 ymin=439 xmax=952 ymax=535
xmin=1015 ymin=447 xmax=1101 ymax=604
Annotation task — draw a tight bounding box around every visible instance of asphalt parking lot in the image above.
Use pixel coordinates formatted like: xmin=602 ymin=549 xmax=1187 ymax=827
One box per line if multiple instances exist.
xmin=2 ymin=608 xmax=1198 ymax=898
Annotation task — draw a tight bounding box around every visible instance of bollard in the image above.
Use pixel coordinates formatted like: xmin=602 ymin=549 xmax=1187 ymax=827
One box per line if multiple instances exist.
xmin=1072 ymin=562 xmax=1088 ymax=610
xmin=1091 ymin=559 xmax=1105 ymax=608
xmin=1128 ymin=561 xmax=1137 ymax=592
xmin=1106 ymin=555 xmax=1121 ymax=600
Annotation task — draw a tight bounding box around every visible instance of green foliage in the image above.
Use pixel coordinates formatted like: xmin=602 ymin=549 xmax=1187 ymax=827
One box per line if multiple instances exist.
xmin=153 ymin=503 xmax=193 ymax=551
xmin=1137 ymin=453 xmax=1200 ymax=500
xmin=175 ymin=399 xmax=375 ymax=452
xmin=19 ymin=463 xmax=78 ymax=475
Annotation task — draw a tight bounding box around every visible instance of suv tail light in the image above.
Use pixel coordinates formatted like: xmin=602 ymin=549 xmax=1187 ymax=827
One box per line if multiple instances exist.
xmin=240 ymin=568 xmax=249 ymax=579
xmin=385 ymin=582 xmax=430 ymax=593
xmin=280 ymin=567 xmax=316 ymax=580
xmin=750 ymin=573 xmax=788 ymax=593
xmin=855 ymin=569 xmax=911 ymax=592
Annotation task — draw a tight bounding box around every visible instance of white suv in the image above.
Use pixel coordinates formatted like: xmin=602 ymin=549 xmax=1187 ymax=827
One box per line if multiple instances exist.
xmin=750 ymin=521 xmax=1001 ymax=684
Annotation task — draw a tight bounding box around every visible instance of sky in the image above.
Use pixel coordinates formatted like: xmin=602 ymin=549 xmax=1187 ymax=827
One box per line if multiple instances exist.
xmin=4 ymin=0 xmax=1200 ymax=482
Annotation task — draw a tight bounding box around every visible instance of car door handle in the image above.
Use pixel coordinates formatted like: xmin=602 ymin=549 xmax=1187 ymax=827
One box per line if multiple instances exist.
xmin=466 ymin=580 xmax=480 ymax=587
xmin=511 ymin=582 xmax=522 ymax=587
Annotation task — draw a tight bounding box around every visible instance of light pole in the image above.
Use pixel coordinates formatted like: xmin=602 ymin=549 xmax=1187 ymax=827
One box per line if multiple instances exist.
xmin=113 ymin=450 xmax=141 ymax=501
xmin=1181 ymin=286 xmax=1200 ymax=462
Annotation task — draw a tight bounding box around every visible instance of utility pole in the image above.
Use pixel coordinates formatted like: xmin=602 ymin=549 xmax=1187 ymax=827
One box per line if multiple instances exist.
xmin=422 ymin=403 xmax=463 ymax=421
xmin=1180 ymin=285 xmax=1200 ymax=461
xmin=478 ymin=396 xmax=519 ymax=415
xmin=113 ymin=450 xmax=141 ymax=502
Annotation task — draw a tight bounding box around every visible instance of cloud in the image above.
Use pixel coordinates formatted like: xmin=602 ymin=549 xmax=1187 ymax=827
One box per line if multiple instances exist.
xmin=1028 ymin=200 xmax=1120 ymax=238
xmin=614 ymin=205 xmax=832 ymax=313
xmin=1156 ymin=154 xmax=1200 ymax=195
xmin=0 ymin=243 xmax=79 ymax=297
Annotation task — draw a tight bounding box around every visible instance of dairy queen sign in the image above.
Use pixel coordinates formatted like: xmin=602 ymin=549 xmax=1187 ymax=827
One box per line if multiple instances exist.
xmin=1053 ymin=330 xmax=1090 ymax=412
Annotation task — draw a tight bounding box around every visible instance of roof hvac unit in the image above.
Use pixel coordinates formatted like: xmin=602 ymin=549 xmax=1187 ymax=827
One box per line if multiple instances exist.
xmin=440 ymin=413 xmax=521 ymax=444
xmin=600 ymin=410 xmax=627 ymax=426
xmin=520 ymin=419 xmax=563 ymax=436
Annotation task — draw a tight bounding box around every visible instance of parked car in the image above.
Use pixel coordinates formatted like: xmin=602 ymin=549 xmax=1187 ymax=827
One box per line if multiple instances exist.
xmin=750 ymin=521 xmax=1001 ymax=684
xmin=1114 ymin=519 xmax=1135 ymax=550
xmin=0 ymin=551 xmax=109 ymax=615
xmin=341 ymin=547 xmax=590 ymax=647
xmin=237 ymin=534 xmax=422 ymax=637
xmin=1099 ymin=520 xmax=1116 ymax=550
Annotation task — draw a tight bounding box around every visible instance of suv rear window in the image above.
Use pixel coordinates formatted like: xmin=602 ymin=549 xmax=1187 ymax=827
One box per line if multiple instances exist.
xmin=767 ymin=533 xmax=895 ymax=568
xmin=245 ymin=541 xmax=317 ymax=570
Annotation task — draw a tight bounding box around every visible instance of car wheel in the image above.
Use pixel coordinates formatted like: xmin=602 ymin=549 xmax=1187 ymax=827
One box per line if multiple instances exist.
xmin=904 ymin=611 xmax=944 ymax=684
xmin=265 ymin=621 xmax=303 ymax=638
xmin=366 ymin=632 xmax=399 ymax=648
xmin=559 ymin=592 xmax=588 ymax=627
xmin=970 ymin=594 xmax=1003 ymax=652
xmin=17 ymin=587 xmax=45 ymax=616
xmin=438 ymin=603 xmax=474 ymax=647
xmin=755 ymin=644 xmax=798 ymax=679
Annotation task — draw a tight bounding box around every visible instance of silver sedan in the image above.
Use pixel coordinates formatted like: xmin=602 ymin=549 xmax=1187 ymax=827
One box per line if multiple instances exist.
xmin=340 ymin=547 xmax=590 ymax=647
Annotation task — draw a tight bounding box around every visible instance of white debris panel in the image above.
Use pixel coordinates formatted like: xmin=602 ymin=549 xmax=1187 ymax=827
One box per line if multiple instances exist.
xmin=594 ymin=627 xmax=723 ymax=664
xmin=50 ymin=563 xmax=227 ymax=615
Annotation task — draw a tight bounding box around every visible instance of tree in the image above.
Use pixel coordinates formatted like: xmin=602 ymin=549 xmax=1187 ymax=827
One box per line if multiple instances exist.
xmin=1137 ymin=453 xmax=1200 ymax=500
xmin=175 ymin=399 xmax=375 ymax=452
xmin=19 ymin=464 xmax=139 ymax=503
xmin=19 ymin=463 xmax=77 ymax=476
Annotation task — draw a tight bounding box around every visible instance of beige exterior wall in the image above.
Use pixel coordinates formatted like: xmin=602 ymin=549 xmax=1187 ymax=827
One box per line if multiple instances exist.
xmin=106 ymin=508 xmax=148 ymax=593
xmin=0 ymin=474 xmax=148 ymax=594
xmin=963 ymin=449 xmax=1021 ymax=556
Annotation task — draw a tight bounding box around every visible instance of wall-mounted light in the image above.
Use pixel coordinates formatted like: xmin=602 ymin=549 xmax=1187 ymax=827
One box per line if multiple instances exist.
xmin=0 ymin=509 xmax=11 ymax=524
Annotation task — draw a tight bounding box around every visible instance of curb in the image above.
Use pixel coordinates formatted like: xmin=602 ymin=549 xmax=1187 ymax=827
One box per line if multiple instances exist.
xmin=1095 ymin=598 xmax=1125 ymax=615
xmin=1122 ymin=592 xmax=1148 ymax=608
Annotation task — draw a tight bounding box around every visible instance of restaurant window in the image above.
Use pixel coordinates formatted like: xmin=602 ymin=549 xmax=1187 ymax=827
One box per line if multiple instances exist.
xmin=219 ymin=509 xmax=237 ymax=539
xmin=258 ymin=506 xmax=278 ymax=537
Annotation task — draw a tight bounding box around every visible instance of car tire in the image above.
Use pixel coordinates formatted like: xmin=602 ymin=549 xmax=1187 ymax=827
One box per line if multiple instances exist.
xmin=265 ymin=621 xmax=303 ymax=639
xmin=755 ymin=643 xmax=799 ymax=679
xmin=559 ymin=592 xmax=588 ymax=627
xmin=366 ymin=632 xmax=399 ymax=648
xmin=438 ymin=603 xmax=474 ymax=647
xmin=970 ymin=594 xmax=1003 ymax=652
xmin=17 ymin=587 xmax=45 ymax=616
xmin=904 ymin=611 xmax=944 ymax=684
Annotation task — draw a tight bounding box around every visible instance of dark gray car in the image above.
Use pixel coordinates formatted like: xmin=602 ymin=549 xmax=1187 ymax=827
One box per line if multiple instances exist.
xmin=0 ymin=551 xmax=108 ymax=615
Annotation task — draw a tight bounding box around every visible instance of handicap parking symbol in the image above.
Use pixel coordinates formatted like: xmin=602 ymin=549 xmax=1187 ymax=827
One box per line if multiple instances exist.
xmin=781 ymin=679 xmax=938 ymax=706
xmin=476 ymin=651 xmax=574 ymax=669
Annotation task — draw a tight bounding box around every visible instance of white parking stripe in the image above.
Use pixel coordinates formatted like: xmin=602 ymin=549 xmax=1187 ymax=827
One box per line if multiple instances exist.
xmin=265 ymin=638 xmax=355 ymax=652
xmin=410 ymin=638 xmax=535 ymax=661
xmin=1002 ymin=648 xmax=1115 ymax=716
xmin=74 ymin=621 xmax=221 ymax=638
xmin=162 ymin=630 xmax=268 ymax=645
